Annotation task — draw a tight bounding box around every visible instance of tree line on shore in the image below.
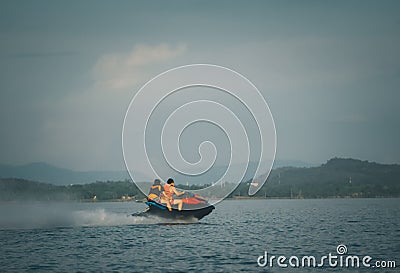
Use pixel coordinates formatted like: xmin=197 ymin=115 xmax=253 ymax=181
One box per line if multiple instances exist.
xmin=1 ymin=158 xmax=399 ymax=201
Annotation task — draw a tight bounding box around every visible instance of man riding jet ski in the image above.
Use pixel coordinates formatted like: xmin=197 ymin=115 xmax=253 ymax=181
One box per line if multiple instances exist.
xmin=143 ymin=178 xmax=215 ymax=220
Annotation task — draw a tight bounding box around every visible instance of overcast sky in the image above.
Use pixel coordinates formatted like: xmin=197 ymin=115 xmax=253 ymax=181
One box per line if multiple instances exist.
xmin=0 ymin=1 xmax=399 ymax=171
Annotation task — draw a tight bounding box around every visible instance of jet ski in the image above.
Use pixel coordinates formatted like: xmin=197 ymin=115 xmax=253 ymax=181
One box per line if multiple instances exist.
xmin=141 ymin=192 xmax=215 ymax=220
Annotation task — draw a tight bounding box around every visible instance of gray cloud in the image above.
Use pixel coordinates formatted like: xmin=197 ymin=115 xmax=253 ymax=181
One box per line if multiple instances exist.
xmin=0 ymin=0 xmax=399 ymax=171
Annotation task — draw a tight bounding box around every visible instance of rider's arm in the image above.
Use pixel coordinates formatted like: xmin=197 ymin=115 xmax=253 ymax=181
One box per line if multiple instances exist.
xmin=172 ymin=186 xmax=184 ymax=196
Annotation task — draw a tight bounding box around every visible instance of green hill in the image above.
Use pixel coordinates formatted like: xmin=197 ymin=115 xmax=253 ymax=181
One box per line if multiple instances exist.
xmin=1 ymin=158 xmax=399 ymax=201
xmin=0 ymin=179 xmax=144 ymax=201
xmin=234 ymin=158 xmax=400 ymax=198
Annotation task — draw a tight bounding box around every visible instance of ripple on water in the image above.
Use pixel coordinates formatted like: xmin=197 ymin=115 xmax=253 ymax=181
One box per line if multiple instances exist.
xmin=0 ymin=199 xmax=399 ymax=272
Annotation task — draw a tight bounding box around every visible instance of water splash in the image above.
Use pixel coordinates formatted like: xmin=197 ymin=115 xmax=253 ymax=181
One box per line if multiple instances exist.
xmin=0 ymin=202 xmax=198 ymax=230
xmin=72 ymin=209 xmax=198 ymax=227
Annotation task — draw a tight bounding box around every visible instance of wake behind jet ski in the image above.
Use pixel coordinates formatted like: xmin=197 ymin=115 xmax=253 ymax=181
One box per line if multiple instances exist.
xmin=136 ymin=178 xmax=215 ymax=220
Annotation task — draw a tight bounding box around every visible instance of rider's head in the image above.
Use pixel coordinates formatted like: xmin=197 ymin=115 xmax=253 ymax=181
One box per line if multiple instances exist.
xmin=153 ymin=179 xmax=161 ymax=185
xmin=167 ymin=178 xmax=174 ymax=186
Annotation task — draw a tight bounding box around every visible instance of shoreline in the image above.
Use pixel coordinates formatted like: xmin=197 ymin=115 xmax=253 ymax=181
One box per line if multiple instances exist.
xmin=2 ymin=196 xmax=399 ymax=203
xmin=77 ymin=195 xmax=400 ymax=203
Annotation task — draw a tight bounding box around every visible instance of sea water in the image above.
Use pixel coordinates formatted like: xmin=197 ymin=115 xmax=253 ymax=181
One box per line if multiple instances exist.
xmin=0 ymin=199 xmax=399 ymax=272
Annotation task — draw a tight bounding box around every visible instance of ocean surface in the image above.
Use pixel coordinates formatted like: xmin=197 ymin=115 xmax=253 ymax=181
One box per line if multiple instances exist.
xmin=0 ymin=199 xmax=399 ymax=272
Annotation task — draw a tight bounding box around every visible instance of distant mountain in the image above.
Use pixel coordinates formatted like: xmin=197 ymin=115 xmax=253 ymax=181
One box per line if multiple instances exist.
xmin=273 ymin=159 xmax=315 ymax=168
xmin=0 ymin=178 xmax=144 ymax=201
xmin=156 ymin=160 xmax=314 ymax=185
xmin=1 ymin=158 xmax=399 ymax=200
xmin=1 ymin=157 xmax=397 ymax=193
xmin=246 ymin=157 xmax=400 ymax=198
xmin=0 ymin=162 xmax=134 ymax=185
